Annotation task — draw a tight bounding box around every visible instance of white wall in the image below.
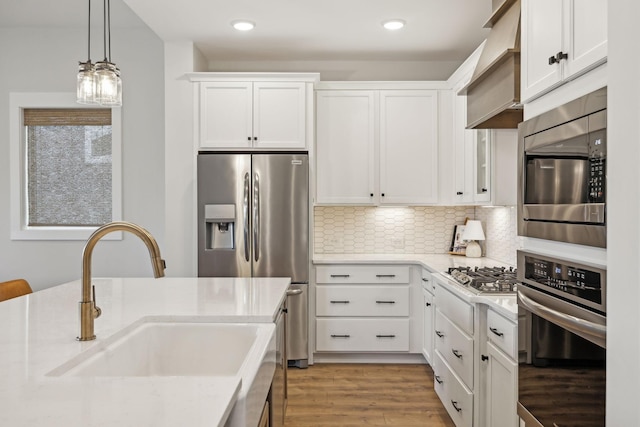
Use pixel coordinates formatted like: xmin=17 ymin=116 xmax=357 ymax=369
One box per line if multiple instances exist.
xmin=607 ymin=0 xmax=640 ymax=424
xmin=207 ymin=59 xmax=461 ymax=81
xmin=0 ymin=5 xmax=165 ymax=290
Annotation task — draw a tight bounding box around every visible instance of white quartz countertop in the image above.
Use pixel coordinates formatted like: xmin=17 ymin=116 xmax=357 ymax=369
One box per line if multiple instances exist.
xmin=0 ymin=277 xmax=291 ymax=426
xmin=313 ymin=253 xmax=517 ymax=319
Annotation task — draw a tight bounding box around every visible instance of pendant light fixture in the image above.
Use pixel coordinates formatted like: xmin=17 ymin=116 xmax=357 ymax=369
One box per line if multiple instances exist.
xmin=76 ymin=0 xmax=122 ymax=106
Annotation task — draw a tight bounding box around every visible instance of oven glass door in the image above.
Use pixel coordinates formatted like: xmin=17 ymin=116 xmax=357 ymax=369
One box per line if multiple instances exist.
xmin=518 ymin=287 xmax=606 ymax=427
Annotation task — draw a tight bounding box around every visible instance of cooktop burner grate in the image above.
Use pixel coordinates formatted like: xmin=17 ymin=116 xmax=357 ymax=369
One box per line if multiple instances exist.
xmin=445 ymin=266 xmax=518 ymax=294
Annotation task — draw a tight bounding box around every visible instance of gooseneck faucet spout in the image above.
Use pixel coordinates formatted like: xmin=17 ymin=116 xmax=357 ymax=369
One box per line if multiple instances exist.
xmin=78 ymin=221 xmax=166 ymax=341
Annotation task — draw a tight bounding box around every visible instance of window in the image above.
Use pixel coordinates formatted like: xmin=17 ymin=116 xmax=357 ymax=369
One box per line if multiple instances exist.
xmin=10 ymin=93 xmax=122 ymax=240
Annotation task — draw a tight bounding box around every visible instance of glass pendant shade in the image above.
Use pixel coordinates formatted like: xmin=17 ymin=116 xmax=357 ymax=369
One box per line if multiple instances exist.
xmin=77 ymin=61 xmax=97 ymax=104
xmin=95 ymin=61 xmax=122 ymax=106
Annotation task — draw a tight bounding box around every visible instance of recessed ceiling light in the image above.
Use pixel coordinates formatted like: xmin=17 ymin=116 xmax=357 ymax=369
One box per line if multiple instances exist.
xmin=232 ymin=20 xmax=255 ymax=31
xmin=382 ymin=19 xmax=406 ymax=30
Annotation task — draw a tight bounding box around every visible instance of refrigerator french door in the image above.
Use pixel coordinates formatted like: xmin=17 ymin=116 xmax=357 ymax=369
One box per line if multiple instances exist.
xmin=197 ymin=152 xmax=309 ymax=367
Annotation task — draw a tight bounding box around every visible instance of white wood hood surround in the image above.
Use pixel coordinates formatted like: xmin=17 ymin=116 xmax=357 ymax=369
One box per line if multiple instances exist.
xmin=0 ymin=277 xmax=291 ymax=426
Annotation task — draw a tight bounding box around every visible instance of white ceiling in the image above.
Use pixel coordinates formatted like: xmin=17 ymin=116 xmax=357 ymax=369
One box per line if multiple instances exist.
xmin=1 ymin=0 xmax=492 ymax=63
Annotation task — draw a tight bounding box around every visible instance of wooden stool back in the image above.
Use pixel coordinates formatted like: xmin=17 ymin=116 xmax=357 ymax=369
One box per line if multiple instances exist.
xmin=0 ymin=279 xmax=33 ymax=302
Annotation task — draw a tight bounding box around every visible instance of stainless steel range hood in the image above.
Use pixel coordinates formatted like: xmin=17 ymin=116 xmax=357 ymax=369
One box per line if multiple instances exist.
xmin=459 ymin=0 xmax=522 ymax=129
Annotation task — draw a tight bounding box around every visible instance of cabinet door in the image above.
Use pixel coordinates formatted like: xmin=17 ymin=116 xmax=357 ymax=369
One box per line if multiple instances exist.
xmin=521 ymin=0 xmax=564 ymax=102
xmin=199 ymin=82 xmax=253 ymax=148
xmin=253 ymin=82 xmax=306 ymax=149
xmin=474 ymin=129 xmax=491 ymax=203
xmin=452 ymin=92 xmax=475 ymax=204
xmin=563 ymin=0 xmax=608 ymax=79
xmin=316 ymin=91 xmax=376 ymax=204
xmin=379 ymin=90 xmax=438 ymax=204
xmin=486 ymin=342 xmax=518 ymax=427
xmin=423 ymin=288 xmax=434 ymax=364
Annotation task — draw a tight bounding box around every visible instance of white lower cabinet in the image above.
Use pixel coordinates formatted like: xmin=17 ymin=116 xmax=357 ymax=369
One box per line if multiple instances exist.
xmin=486 ymin=342 xmax=517 ymax=427
xmin=315 ymin=264 xmax=420 ymax=353
xmin=433 ymin=280 xmax=476 ymax=427
xmin=483 ymin=308 xmax=518 ymax=427
xmin=434 ymin=350 xmax=474 ymax=427
xmin=316 ymin=318 xmax=410 ymax=352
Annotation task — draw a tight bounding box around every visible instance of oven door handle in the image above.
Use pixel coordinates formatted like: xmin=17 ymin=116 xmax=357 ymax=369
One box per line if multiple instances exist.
xmin=518 ymin=290 xmax=606 ymax=347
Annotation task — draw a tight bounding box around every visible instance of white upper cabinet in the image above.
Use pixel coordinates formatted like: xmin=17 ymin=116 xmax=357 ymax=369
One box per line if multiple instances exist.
xmin=522 ymin=0 xmax=608 ymax=102
xmin=315 ymin=85 xmax=440 ymax=206
xmin=191 ymin=73 xmax=319 ymax=150
xmin=316 ymin=91 xmax=376 ymax=205
xmin=252 ymin=82 xmax=306 ymax=149
xmin=379 ymin=90 xmax=438 ymax=205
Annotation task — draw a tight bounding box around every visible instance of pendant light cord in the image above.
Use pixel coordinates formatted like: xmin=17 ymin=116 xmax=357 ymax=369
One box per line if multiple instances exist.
xmin=87 ymin=0 xmax=91 ymax=61
xmin=107 ymin=0 xmax=112 ymax=62
xmin=102 ymin=0 xmax=107 ymax=61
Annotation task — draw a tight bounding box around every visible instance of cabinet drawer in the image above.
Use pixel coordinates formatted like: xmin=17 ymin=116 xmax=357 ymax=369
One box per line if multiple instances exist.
xmin=316 ymin=285 xmax=409 ymax=317
xmin=316 ymin=318 xmax=409 ymax=352
xmin=435 ymin=281 xmax=474 ymax=335
xmin=433 ymin=351 xmax=473 ymax=427
xmin=435 ymin=309 xmax=474 ymax=390
xmin=421 ymin=268 xmax=435 ymax=293
xmin=316 ymin=265 xmax=410 ymax=284
xmin=487 ymin=309 xmax=518 ymax=360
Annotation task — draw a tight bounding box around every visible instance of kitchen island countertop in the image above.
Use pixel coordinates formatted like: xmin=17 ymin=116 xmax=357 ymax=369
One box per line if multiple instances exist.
xmin=0 ymin=277 xmax=291 ymax=426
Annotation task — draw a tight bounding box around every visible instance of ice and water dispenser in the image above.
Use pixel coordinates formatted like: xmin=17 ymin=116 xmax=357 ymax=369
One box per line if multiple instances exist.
xmin=204 ymin=204 xmax=235 ymax=250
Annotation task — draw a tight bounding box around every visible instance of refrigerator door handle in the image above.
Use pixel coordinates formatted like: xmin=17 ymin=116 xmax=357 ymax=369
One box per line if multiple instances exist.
xmin=243 ymin=172 xmax=250 ymax=262
xmin=253 ymin=172 xmax=260 ymax=262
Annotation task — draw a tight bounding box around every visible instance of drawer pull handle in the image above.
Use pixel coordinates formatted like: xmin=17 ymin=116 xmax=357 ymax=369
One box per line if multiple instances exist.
xmin=425 ymin=302 xmax=432 ymax=307
xmin=481 ymin=355 xmax=489 ymax=362
xmin=434 ymin=375 xmax=443 ymax=384
xmin=435 ymin=330 xmax=444 ymax=338
xmin=330 ymin=274 xmax=350 ymax=278
xmin=452 ymin=349 xmax=463 ymax=359
xmin=375 ymin=334 xmax=396 ymax=338
xmin=330 ymin=334 xmax=351 ymax=338
xmin=376 ymin=300 xmax=396 ymax=304
xmin=376 ymin=274 xmax=396 ymax=278
xmin=421 ymin=278 xmax=429 ymax=282
xmin=451 ymin=400 xmax=462 ymax=412
xmin=330 ymin=300 xmax=350 ymax=304
xmin=490 ymin=327 xmax=504 ymax=337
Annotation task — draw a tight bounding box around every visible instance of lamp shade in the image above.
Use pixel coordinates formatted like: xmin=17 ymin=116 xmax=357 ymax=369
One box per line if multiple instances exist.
xmin=462 ymin=220 xmax=485 ymax=241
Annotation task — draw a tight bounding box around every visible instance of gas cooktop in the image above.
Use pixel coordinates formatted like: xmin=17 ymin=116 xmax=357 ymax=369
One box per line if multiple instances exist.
xmin=444 ymin=266 xmax=518 ymax=294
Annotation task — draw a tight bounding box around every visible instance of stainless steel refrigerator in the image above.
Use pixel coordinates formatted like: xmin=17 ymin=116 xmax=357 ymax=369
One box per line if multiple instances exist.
xmin=197 ymin=152 xmax=309 ymax=367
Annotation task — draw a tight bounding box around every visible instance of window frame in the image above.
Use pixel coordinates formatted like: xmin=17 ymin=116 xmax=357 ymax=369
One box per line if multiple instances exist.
xmin=9 ymin=92 xmax=122 ymax=240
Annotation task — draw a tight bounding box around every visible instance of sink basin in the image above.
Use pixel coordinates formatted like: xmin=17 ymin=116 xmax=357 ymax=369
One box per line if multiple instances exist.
xmin=49 ymin=319 xmax=276 ymax=427
xmin=60 ymin=322 xmax=269 ymax=377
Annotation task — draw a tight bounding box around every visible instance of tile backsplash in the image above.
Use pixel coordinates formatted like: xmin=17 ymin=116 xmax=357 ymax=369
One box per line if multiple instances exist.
xmin=314 ymin=205 xmax=520 ymax=265
xmin=474 ymin=206 xmax=520 ymax=266
xmin=314 ymin=206 xmax=475 ymax=254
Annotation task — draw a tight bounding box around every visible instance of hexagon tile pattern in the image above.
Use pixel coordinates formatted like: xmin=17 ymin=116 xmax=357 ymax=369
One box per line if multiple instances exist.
xmin=474 ymin=206 xmax=520 ymax=266
xmin=314 ymin=205 xmax=520 ymax=265
xmin=314 ymin=206 xmax=475 ymax=254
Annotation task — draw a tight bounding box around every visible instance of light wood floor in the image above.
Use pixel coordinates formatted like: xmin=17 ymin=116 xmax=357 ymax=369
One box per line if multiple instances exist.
xmin=284 ymin=363 xmax=456 ymax=427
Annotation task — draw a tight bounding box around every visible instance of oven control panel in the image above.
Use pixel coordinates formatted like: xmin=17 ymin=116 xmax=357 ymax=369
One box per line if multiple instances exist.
xmin=520 ymin=253 xmax=605 ymax=310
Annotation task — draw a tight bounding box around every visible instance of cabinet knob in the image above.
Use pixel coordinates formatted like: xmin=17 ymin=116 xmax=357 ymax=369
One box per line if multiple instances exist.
xmin=481 ymin=188 xmax=488 ymax=193
xmin=548 ymin=55 xmax=558 ymax=65
xmin=370 ymin=193 xmax=374 ymax=197
xmin=456 ymin=191 xmax=463 ymax=195
xmin=247 ymin=136 xmax=252 ymax=141
xmin=425 ymin=302 xmax=432 ymax=307
xmin=253 ymin=136 xmax=258 ymax=141
xmin=381 ymin=193 xmax=385 ymax=197
xmin=481 ymin=354 xmax=489 ymax=362
xmin=549 ymin=51 xmax=568 ymax=65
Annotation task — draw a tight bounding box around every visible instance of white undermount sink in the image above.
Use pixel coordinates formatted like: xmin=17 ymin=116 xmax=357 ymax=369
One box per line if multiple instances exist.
xmin=49 ymin=319 xmax=276 ymax=427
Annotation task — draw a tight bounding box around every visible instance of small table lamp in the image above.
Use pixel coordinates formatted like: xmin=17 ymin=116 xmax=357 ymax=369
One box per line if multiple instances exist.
xmin=462 ymin=220 xmax=485 ymax=258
